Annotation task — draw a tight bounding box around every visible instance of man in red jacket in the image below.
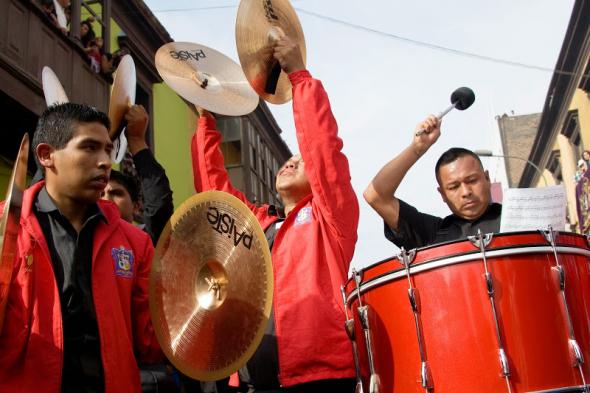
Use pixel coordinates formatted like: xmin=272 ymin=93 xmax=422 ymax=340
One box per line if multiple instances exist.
xmin=0 ymin=103 xmax=162 ymax=393
xmin=192 ymin=36 xmax=359 ymax=392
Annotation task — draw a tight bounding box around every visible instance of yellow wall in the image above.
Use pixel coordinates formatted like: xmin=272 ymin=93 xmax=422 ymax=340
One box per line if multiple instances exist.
xmin=572 ymin=89 xmax=590 ymax=148
xmin=152 ymin=83 xmax=197 ymax=208
xmin=557 ymin=88 xmax=590 ymax=231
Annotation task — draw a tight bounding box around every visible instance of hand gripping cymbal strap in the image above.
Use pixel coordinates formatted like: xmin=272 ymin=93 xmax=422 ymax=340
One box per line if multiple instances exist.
xmin=468 ymin=230 xmax=512 ymax=393
xmin=353 ymin=269 xmax=380 ymax=393
xmin=341 ymin=285 xmax=364 ymax=393
xmin=396 ymin=248 xmax=432 ymax=392
xmin=542 ymin=227 xmax=588 ymax=392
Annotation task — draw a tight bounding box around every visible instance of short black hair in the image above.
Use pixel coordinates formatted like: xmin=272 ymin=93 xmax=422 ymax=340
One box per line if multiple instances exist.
xmin=32 ymin=103 xmax=110 ymax=168
xmin=109 ymin=170 xmax=140 ymax=203
xmin=435 ymin=147 xmax=483 ymax=184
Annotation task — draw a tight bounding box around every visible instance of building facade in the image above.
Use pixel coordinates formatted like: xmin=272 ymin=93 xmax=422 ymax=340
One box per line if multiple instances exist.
xmin=0 ymin=0 xmax=291 ymax=219
xmin=497 ymin=0 xmax=590 ymax=231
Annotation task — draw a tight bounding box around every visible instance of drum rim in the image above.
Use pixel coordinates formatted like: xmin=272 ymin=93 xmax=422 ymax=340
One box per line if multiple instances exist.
xmin=346 ymin=243 xmax=590 ymax=305
xmin=365 ymin=230 xmax=587 ymax=273
xmin=527 ymin=385 xmax=590 ymax=392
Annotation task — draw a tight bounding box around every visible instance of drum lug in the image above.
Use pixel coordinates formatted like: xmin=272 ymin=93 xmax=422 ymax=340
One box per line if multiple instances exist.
xmin=355 ymin=381 xmax=365 ymax=393
xmin=485 ymin=272 xmax=495 ymax=296
xmin=408 ymin=288 xmax=421 ymax=314
xmin=369 ymin=373 xmax=381 ymax=393
xmin=552 ymin=265 xmax=565 ymax=291
xmin=345 ymin=319 xmax=355 ymax=340
xmin=421 ymin=361 xmax=433 ymax=389
xmin=499 ymin=348 xmax=510 ymax=377
xmin=569 ymin=338 xmax=584 ymax=367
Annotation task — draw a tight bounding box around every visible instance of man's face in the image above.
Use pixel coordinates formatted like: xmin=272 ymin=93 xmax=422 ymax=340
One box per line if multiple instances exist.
xmin=275 ymin=154 xmax=311 ymax=197
xmin=101 ymin=180 xmax=136 ymax=222
xmin=437 ymin=155 xmax=491 ymax=221
xmin=40 ymin=121 xmax=113 ymax=204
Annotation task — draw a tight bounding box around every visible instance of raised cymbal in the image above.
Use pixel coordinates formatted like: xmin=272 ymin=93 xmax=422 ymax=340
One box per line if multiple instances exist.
xmin=150 ymin=191 xmax=273 ymax=381
xmin=108 ymin=55 xmax=136 ymax=140
xmin=0 ymin=134 xmax=29 ymax=333
xmin=42 ymin=66 xmax=69 ymax=106
xmin=236 ymin=0 xmax=306 ymax=104
xmin=155 ymin=42 xmax=258 ymax=116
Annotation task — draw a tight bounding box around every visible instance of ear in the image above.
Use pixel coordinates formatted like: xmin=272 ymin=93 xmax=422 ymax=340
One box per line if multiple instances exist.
xmin=437 ymin=186 xmax=448 ymax=204
xmin=484 ymin=169 xmax=491 ymax=182
xmin=133 ymin=201 xmax=142 ymax=217
xmin=36 ymin=143 xmax=55 ymax=169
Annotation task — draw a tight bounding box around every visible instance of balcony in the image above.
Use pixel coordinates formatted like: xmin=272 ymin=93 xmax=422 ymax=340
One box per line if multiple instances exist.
xmin=0 ymin=0 xmax=110 ymax=116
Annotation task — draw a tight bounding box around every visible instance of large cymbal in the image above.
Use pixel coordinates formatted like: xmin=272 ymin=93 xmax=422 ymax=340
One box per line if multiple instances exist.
xmin=0 ymin=134 xmax=29 ymax=333
xmin=108 ymin=55 xmax=136 ymax=140
xmin=236 ymin=0 xmax=306 ymax=104
xmin=150 ymin=191 xmax=273 ymax=381
xmin=155 ymin=42 xmax=258 ymax=116
xmin=42 ymin=66 xmax=69 ymax=106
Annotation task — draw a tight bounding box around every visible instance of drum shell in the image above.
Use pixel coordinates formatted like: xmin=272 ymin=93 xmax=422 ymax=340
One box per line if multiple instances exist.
xmin=345 ymin=232 xmax=590 ymax=393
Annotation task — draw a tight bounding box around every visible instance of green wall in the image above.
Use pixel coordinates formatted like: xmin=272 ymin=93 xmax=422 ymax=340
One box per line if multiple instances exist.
xmin=152 ymin=83 xmax=197 ymax=208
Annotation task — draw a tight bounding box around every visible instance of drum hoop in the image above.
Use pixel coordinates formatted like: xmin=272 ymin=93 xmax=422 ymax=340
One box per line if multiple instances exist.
xmin=347 ymin=245 xmax=590 ymax=305
xmin=527 ymin=385 xmax=590 ymax=392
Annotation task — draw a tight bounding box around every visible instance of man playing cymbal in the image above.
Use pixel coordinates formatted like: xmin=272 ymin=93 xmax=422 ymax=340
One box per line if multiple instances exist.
xmin=192 ymin=35 xmax=359 ymax=392
xmin=364 ymin=115 xmax=501 ymax=250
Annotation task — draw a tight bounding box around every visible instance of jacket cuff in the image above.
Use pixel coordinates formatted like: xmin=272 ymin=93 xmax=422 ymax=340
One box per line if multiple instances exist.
xmin=288 ymin=69 xmax=312 ymax=86
xmin=198 ymin=114 xmax=216 ymax=129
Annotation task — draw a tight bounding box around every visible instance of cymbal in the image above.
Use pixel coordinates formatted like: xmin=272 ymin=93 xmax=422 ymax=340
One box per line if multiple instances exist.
xmin=155 ymin=42 xmax=258 ymax=116
xmin=0 ymin=134 xmax=29 ymax=333
xmin=108 ymin=55 xmax=136 ymax=140
xmin=150 ymin=191 xmax=273 ymax=381
xmin=236 ymin=0 xmax=306 ymax=104
xmin=42 ymin=66 xmax=69 ymax=106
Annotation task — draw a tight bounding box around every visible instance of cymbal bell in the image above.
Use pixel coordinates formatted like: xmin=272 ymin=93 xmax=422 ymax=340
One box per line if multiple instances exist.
xmin=236 ymin=0 xmax=306 ymax=104
xmin=108 ymin=55 xmax=136 ymax=140
xmin=0 ymin=134 xmax=29 ymax=333
xmin=155 ymin=42 xmax=259 ymax=116
xmin=42 ymin=66 xmax=69 ymax=106
xmin=150 ymin=191 xmax=273 ymax=381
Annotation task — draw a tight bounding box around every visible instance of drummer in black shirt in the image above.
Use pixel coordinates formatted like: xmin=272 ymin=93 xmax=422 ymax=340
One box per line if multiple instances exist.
xmin=363 ymin=114 xmax=501 ymax=250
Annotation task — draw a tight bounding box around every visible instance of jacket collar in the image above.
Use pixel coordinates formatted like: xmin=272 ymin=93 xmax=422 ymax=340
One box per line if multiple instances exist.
xmin=22 ymin=181 xmax=122 ymax=248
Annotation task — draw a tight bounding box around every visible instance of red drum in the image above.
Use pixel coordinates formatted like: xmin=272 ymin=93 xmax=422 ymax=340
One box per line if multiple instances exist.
xmin=344 ymin=231 xmax=590 ymax=393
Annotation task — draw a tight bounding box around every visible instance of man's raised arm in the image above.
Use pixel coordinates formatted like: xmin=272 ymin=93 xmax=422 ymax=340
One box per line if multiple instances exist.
xmin=363 ymin=115 xmax=441 ymax=231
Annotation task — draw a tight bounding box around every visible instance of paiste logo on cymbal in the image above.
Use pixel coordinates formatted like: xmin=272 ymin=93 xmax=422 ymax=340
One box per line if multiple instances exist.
xmin=263 ymin=0 xmax=279 ymax=22
xmin=206 ymin=206 xmax=254 ymax=250
xmin=169 ymin=49 xmax=206 ymax=62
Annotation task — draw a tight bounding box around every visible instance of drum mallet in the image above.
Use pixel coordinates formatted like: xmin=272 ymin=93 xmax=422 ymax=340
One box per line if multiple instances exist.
xmin=415 ymin=87 xmax=475 ymax=136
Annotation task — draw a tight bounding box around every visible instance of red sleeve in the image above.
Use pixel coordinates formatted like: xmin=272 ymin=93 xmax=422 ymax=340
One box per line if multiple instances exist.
xmin=290 ymin=70 xmax=360 ymax=240
xmin=191 ymin=115 xmax=276 ymax=229
xmin=132 ymin=234 xmax=164 ymax=364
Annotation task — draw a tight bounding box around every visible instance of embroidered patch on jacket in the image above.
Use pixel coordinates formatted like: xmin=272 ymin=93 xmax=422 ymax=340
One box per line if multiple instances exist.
xmin=294 ymin=207 xmax=312 ymax=226
xmin=112 ymin=246 xmax=135 ymax=279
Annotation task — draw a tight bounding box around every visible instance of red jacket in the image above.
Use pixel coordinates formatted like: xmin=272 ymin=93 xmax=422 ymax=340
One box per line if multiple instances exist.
xmin=0 ymin=181 xmax=162 ymax=393
xmin=191 ymin=70 xmax=359 ymax=386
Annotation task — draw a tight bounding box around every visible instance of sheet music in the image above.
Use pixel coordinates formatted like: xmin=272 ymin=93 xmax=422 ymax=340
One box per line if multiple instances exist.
xmin=500 ymin=185 xmax=567 ymax=232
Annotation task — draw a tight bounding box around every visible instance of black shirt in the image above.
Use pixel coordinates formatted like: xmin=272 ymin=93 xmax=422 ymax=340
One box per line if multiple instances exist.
xmin=385 ymin=199 xmax=502 ymax=250
xmin=33 ymin=187 xmax=107 ymax=393
xmin=133 ymin=149 xmax=174 ymax=245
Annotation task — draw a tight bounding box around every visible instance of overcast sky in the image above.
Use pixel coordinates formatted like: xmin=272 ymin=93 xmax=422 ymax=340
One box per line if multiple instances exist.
xmin=144 ymin=0 xmax=575 ymax=270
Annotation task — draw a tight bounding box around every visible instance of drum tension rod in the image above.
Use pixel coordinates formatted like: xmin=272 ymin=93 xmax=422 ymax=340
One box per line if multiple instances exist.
xmin=397 ymin=248 xmax=433 ymax=392
xmin=352 ymin=269 xmax=380 ymax=393
xmin=341 ymin=285 xmax=365 ymax=393
xmin=468 ymin=230 xmax=513 ymax=392
xmin=542 ymin=227 xmax=588 ymax=392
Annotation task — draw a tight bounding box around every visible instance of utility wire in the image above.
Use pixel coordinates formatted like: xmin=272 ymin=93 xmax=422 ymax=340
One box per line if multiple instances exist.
xmin=149 ymin=4 xmax=583 ymax=77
